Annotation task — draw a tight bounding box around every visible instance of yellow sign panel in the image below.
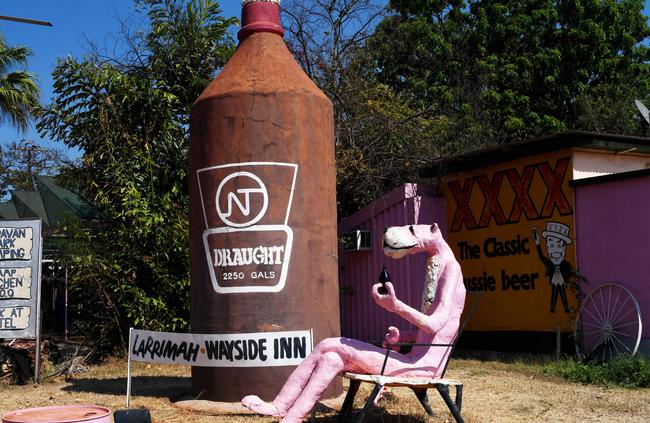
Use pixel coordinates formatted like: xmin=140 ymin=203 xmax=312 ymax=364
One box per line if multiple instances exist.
xmin=441 ymin=151 xmax=577 ymax=331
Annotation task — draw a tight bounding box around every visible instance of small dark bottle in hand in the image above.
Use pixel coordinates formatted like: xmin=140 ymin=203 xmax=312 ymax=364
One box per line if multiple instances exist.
xmin=378 ymin=266 xmax=390 ymax=294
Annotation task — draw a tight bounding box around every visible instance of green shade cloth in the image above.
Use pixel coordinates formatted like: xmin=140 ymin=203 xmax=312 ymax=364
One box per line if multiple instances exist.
xmin=35 ymin=175 xmax=101 ymax=225
xmin=0 ymin=175 xmax=100 ymax=231
xmin=0 ymin=202 xmax=19 ymax=219
xmin=13 ymin=190 xmax=50 ymax=228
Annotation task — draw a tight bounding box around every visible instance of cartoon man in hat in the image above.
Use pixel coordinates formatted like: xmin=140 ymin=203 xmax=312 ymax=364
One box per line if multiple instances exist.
xmin=531 ymin=222 xmax=573 ymax=313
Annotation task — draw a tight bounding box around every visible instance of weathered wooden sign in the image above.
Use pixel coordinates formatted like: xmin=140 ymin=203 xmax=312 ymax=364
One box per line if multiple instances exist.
xmin=0 ymin=220 xmax=41 ymax=339
xmin=0 ymin=306 xmax=31 ymax=330
xmin=0 ymin=267 xmax=32 ymax=299
xmin=0 ymin=227 xmax=33 ymax=260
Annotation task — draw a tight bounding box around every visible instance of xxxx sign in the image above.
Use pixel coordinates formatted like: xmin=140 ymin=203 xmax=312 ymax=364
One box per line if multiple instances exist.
xmin=448 ymin=157 xmax=572 ymax=232
xmin=441 ymin=152 xmax=577 ymax=332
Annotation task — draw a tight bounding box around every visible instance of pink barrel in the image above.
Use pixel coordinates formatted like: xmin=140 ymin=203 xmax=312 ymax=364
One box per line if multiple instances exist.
xmin=2 ymin=406 xmax=111 ymax=423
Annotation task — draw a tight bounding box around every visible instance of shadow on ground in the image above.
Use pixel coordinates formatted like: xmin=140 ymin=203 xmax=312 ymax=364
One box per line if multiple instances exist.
xmin=319 ymin=412 xmax=431 ymax=423
xmin=62 ymin=376 xmax=192 ymax=400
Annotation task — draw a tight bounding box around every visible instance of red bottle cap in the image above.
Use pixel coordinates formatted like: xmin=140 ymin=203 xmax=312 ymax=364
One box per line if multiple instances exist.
xmin=239 ymin=0 xmax=285 ymax=41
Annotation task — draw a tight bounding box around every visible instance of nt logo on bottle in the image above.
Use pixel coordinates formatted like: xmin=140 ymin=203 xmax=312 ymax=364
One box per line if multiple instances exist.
xmin=197 ymin=162 xmax=298 ymax=294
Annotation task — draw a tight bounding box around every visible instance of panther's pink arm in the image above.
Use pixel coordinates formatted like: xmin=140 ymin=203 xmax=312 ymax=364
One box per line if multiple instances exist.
xmin=372 ymin=262 xmax=461 ymax=335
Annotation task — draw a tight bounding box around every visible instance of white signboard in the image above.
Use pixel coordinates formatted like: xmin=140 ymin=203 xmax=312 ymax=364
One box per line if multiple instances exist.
xmin=0 ymin=219 xmax=41 ymax=339
xmin=0 ymin=268 xmax=32 ymax=299
xmin=0 ymin=306 xmax=31 ymax=330
xmin=0 ymin=227 xmax=33 ymax=260
xmin=129 ymin=329 xmax=313 ymax=367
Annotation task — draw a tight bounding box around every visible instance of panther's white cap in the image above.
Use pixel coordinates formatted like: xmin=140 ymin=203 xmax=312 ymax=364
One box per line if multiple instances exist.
xmin=243 ymin=0 xmax=280 ymax=5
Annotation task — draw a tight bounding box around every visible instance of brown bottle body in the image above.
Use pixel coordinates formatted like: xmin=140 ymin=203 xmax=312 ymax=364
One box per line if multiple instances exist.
xmin=189 ymin=31 xmax=341 ymax=401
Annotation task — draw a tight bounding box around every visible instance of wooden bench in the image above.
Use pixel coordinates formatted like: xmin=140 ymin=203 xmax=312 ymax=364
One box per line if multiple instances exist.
xmin=338 ymin=292 xmax=483 ymax=423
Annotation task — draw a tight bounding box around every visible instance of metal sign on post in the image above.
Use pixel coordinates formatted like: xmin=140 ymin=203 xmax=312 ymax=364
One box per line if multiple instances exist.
xmin=0 ymin=219 xmax=43 ymax=383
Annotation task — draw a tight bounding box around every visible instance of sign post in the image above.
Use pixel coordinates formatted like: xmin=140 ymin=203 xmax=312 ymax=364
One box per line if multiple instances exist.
xmin=0 ymin=219 xmax=43 ymax=383
xmin=126 ymin=328 xmax=133 ymax=408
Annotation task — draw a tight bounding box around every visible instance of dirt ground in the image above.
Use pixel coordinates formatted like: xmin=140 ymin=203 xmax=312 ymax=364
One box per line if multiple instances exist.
xmin=1 ymin=355 xmax=649 ymax=423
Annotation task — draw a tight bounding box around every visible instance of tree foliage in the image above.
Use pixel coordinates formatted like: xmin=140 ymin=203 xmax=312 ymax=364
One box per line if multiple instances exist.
xmin=369 ymin=0 xmax=650 ymax=144
xmin=332 ymin=59 xmax=445 ymax=213
xmin=37 ymin=0 xmax=236 ymax=349
xmin=0 ymin=35 xmax=40 ymax=132
xmin=144 ymin=0 xmax=238 ymax=112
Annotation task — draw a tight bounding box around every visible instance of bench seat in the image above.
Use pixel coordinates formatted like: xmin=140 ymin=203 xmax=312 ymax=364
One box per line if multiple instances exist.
xmin=343 ymin=372 xmax=461 ymax=388
xmin=340 ymin=372 xmax=464 ymax=423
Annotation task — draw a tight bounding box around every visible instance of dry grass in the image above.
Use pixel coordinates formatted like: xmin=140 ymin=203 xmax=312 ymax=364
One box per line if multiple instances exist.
xmin=1 ymin=355 xmax=649 ymax=422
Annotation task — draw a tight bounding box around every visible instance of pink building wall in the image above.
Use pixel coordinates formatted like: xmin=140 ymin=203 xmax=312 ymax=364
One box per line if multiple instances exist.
xmin=338 ymin=184 xmax=446 ymax=342
xmin=574 ymin=171 xmax=650 ymax=352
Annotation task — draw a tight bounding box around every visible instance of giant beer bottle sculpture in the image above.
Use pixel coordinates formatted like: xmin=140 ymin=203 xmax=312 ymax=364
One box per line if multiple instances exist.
xmin=189 ymin=0 xmax=341 ymax=401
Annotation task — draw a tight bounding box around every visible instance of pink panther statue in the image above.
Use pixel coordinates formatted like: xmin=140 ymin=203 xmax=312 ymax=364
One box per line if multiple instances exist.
xmin=242 ymin=223 xmax=466 ymax=422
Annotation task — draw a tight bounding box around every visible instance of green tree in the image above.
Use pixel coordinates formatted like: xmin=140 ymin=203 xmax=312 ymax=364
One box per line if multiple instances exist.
xmin=369 ymin=0 xmax=650 ymax=146
xmin=144 ymin=0 xmax=238 ymax=113
xmin=38 ymin=0 xmax=236 ymax=350
xmin=293 ymin=0 xmax=650 ymax=214
xmin=0 ymin=35 xmax=40 ymax=132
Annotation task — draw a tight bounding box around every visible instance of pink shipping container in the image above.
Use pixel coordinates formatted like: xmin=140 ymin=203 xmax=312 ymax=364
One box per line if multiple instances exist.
xmin=573 ymin=168 xmax=650 ymax=355
xmin=338 ymin=184 xmax=446 ymax=342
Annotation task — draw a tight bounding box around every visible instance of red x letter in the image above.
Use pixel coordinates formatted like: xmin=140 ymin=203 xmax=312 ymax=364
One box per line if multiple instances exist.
xmin=506 ymin=166 xmax=538 ymax=223
xmin=539 ymin=157 xmax=573 ymax=217
xmin=449 ymin=178 xmax=477 ymax=232
xmin=477 ymin=172 xmax=506 ymax=227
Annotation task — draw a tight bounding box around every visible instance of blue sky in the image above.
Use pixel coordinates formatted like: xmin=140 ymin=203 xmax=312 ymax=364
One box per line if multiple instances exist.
xmin=1 ymin=1 xmax=650 ymax=159
xmin=0 ymin=0 xmax=241 ymax=157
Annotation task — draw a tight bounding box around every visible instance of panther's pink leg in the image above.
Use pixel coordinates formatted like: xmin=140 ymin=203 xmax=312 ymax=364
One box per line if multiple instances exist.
xmin=242 ymin=350 xmax=321 ymax=417
xmin=242 ymin=337 xmax=391 ymax=418
xmin=280 ymin=351 xmax=345 ymax=423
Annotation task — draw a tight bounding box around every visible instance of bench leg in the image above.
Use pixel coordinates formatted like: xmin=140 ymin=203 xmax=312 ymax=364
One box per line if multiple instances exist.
xmin=455 ymin=384 xmax=463 ymax=412
xmin=411 ymin=388 xmax=435 ymax=416
xmin=355 ymin=383 xmax=383 ymax=423
xmin=436 ymin=384 xmax=464 ymax=423
xmin=340 ymin=380 xmax=361 ymax=416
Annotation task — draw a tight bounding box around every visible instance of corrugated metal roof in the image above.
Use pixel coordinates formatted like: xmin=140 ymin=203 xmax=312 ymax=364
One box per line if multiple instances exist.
xmin=427 ymin=131 xmax=650 ymax=176
xmin=1 ymin=176 xmax=100 ymax=230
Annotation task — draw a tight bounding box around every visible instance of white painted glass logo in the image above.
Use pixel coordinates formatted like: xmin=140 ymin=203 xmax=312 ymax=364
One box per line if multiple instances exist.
xmin=216 ymin=172 xmax=269 ymax=228
xmin=197 ymin=162 xmax=298 ymax=295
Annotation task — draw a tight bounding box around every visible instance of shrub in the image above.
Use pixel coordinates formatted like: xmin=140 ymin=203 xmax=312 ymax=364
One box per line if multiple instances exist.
xmin=543 ymin=355 xmax=650 ymax=388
